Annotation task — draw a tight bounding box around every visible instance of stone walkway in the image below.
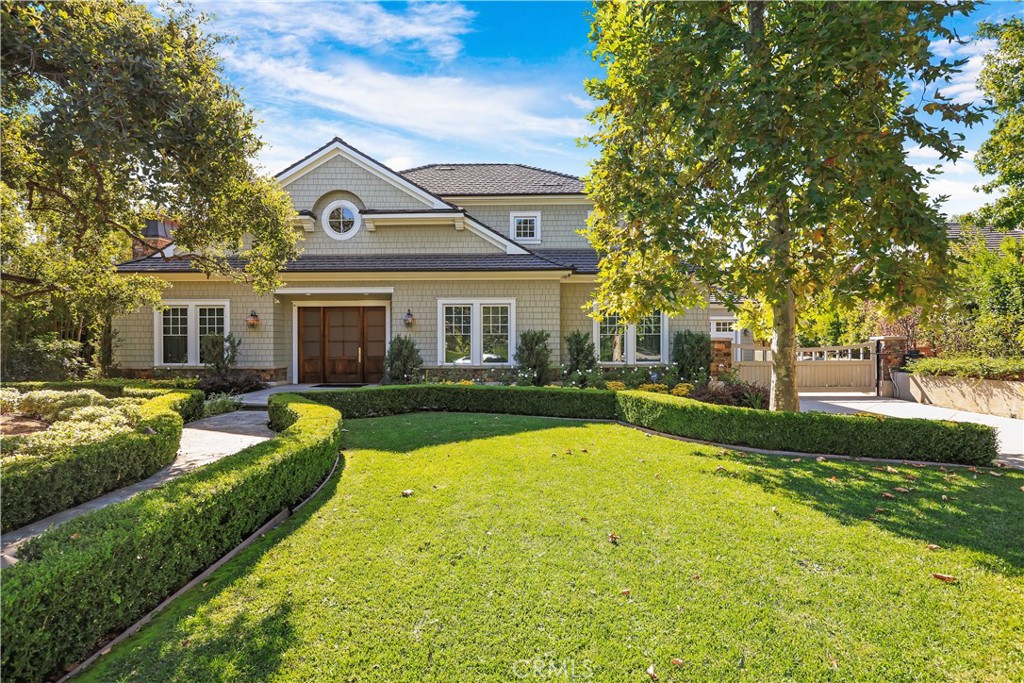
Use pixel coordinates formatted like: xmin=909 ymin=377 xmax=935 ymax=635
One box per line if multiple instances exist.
xmin=0 ymin=411 xmax=275 ymax=567
xmin=238 ymin=383 xmax=320 ymax=407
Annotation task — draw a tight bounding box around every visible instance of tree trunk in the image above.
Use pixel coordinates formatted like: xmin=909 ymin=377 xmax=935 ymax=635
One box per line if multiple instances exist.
xmin=769 ymin=205 xmax=800 ymax=412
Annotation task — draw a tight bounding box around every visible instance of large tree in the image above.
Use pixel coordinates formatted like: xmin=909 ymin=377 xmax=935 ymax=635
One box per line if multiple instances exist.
xmin=584 ymin=1 xmax=984 ymax=410
xmin=0 ymin=0 xmax=297 ymax=313
xmin=960 ymin=17 xmax=1024 ymax=232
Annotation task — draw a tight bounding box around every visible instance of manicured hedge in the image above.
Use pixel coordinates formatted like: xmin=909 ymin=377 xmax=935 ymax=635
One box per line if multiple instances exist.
xmin=1 ymin=393 xmax=342 ymax=683
xmin=0 ymin=389 xmax=204 ymax=532
xmin=615 ymin=391 xmax=999 ymax=465
xmin=905 ymin=356 xmax=1024 ymax=381
xmin=298 ymin=384 xmax=618 ymax=421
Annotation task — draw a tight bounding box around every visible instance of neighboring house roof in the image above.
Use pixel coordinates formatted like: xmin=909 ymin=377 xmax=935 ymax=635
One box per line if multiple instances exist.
xmin=116 ymin=253 xmax=570 ymax=274
xmin=401 ymin=163 xmax=585 ymax=196
xmin=946 ymin=222 xmax=1024 ymax=251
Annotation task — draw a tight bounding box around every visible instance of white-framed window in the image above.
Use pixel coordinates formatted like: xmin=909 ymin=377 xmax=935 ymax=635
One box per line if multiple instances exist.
xmin=509 ymin=211 xmax=541 ymax=243
xmin=714 ymin=320 xmax=734 ymax=333
xmin=321 ymin=199 xmax=362 ymax=241
xmin=438 ymin=299 xmax=516 ymax=366
xmin=711 ymin=316 xmax=737 ymax=339
xmin=153 ymin=300 xmax=230 ymax=366
xmin=593 ymin=311 xmax=668 ymax=365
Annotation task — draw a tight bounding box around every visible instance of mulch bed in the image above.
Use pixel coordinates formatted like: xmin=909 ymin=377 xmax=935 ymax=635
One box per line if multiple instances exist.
xmin=0 ymin=413 xmax=49 ymax=436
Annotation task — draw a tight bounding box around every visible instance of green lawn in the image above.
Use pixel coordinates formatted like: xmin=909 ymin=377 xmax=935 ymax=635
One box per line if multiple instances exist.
xmin=80 ymin=413 xmax=1024 ymax=682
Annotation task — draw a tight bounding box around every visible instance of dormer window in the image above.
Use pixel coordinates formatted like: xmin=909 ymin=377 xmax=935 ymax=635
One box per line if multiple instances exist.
xmin=321 ymin=199 xmax=362 ymax=240
xmin=509 ymin=211 xmax=541 ymax=243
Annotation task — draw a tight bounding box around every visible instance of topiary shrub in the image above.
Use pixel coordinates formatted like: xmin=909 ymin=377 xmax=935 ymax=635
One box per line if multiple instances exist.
xmin=382 ymin=334 xmax=423 ymax=384
xmin=515 ymin=329 xmax=554 ymax=386
xmin=562 ymin=330 xmax=598 ymax=386
xmin=672 ymin=330 xmax=712 ymax=384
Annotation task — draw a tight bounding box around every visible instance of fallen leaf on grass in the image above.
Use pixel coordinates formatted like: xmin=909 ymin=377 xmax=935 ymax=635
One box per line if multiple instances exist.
xmin=881 ymin=492 xmax=896 ymax=499
xmin=791 ymin=458 xmax=802 ymax=463
xmin=942 ymin=495 xmax=948 ymax=501
xmin=885 ymin=466 xmax=900 ymax=474
xmin=988 ymin=471 xmax=1002 ymax=477
xmin=874 ymin=507 xmax=886 ymax=513
xmin=401 ymin=489 xmax=413 ymax=497
xmin=646 ymin=664 xmax=658 ymax=680
xmin=931 ymin=573 xmax=958 ymax=583
xmin=968 ymin=467 xmax=978 ymax=473
xmin=927 ymin=544 xmax=942 ymax=551
xmin=608 ymin=533 xmax=621 ymax=545
xmin=691 ymin=574 xmax=701 ymax=581
xmin=1020 ymin=486 xmax=1024 ymax=493
xmin=912 ymin=463 xmax=926 ymax=468
xmin=69 ymin=533 xmax=81 ymax=540
xmin=621 ymin=588 xmax=631 ymax=596
xmin=827 ymin=476 xmax=840 ymax=483
xmin=816 ymin=456 xmax=826 ymax=463
xmin=904 ymin=473 xmax=919 ymax=481
xmin=893 ymin=487 xmax=911 ymax=493
xmin=671 ymin=658 xmax=685 ymax=667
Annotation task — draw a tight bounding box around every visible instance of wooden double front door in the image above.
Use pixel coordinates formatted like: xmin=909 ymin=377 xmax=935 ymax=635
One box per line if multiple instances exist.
xmin=298 ymin=306 xmax=387 ymax=384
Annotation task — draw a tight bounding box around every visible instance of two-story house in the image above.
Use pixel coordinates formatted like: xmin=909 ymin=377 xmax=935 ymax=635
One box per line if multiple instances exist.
xmin=112 ymin=137 xmax=711 ymax=383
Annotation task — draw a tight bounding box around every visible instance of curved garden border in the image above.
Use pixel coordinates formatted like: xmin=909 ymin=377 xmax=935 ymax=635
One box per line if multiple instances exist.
xmin=0 ymin=386 xmax=204 ymax=532
xmin=1 ymin=393 xmax=342 ymax=683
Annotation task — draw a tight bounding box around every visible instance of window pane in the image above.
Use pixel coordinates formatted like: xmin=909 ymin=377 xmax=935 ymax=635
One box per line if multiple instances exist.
xmin=635 ymin=313 xmax=662 ymax=362
xmin=444 ymin=305 xmax=472 ymax=364
xmin=162 ymin=307 xmax=188 ymax=364
xmin=514 ymin=217 xmax=536 ymax=239
xmin=481 ymin=305 xmax=509 ymax=364
xmin=198 ymin=306 xmax=226 ymax=364
xmin=599 ymin=315 xmax=625 ymax=363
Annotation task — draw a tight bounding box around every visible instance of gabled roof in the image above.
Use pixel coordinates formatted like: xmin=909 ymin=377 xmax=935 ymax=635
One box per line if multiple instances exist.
xmin=401 ymin=163 xmax=585 ymax=196
xmin=275 ymin=137 xmax=454 ymax=210
xmin=946 ymin=222 xmax=1023 ymax=252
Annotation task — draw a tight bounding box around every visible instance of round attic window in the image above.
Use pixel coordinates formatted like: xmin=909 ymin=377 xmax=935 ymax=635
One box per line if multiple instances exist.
xmin=321 ymin=199 xmax=361 ymax=240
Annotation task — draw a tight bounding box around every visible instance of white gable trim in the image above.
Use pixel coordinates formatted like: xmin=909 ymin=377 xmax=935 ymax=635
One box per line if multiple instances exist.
xmin=276 ymin=139 xmax=450 ymax=209
xmin=463 ymin=216 xmax=530 ymax=255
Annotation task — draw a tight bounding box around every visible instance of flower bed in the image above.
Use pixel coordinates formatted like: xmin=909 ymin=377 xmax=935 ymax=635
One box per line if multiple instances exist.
xmin=0 ymin=386 xmax=203 ymax=532
xmin=1 ymin=393 xmax=342 ymax=683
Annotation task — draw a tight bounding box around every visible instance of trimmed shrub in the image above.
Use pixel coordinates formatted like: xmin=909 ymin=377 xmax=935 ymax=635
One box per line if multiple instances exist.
xmin=6 ymin=377 xmax=200 ymax=395
xmin=298 ymin=384 xmax=618 ymax=421
xmin=0 ymin=389 xmax=202 ymax=532
xmin=637 ymin=383 xmax=669 ymax=393
xmin=515 ymin=329 xmax=554 ymax=386
xmin=671 ymin=383 xmax=693 ymax=397
xmin=1 ymin=388 xmax=21 ymax=413
xmin=382 ymin=334 xmax=423 ymax=384
xmin=562 ymin=330 xmax=598 ymax=386
xmin=605 ymin=381 xmax=626 ymax=392
xmin=16 ymin=389 xmax=108 ymax=423
xmin=672 ymin=330 xmax=712 ymax=383
xmin=905 ymin=356 xmax=1024 ymax=381
xmin=203 ymin=392 xmax=241 ymax=417
xmin=615 ymin=391 xmax=998 ymax=465
xmin=1 ymin=393 xmax=342 ymax=683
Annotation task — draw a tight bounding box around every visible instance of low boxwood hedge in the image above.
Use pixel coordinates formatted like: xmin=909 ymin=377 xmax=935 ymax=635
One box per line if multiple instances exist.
xmin=297 ymin=384 xmax=618 ymax=421
xmin=615 ymin=391 xmax=999 ymax=465
xmin=0 ymin=389 xmax=204 ymax=532
xmin=1 ymin=393 xmax=342 ymax=683
xmin=904 ymin=356 xmax=1024 ymax=382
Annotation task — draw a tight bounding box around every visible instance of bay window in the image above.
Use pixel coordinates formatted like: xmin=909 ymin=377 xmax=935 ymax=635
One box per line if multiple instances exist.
xmin=439 ymin=299 xmax=515 ymax=366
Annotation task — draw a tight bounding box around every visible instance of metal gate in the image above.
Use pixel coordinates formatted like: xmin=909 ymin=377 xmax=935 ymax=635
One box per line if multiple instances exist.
xmin=734 ymin=343 xmax=876 ymax=390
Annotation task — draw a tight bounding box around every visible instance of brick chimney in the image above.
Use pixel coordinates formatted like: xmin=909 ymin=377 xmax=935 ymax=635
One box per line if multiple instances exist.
xmin=132 ymin=219 xmax=176 ymax=259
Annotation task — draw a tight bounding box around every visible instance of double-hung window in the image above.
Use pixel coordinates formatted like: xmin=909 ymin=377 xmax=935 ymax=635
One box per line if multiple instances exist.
xmin=154 ymin=300 xmax=230 ymax=366
xmin=594 ymin=311 xmax=667 ymax=364
xmin=439 ymin=299 xmax=515 ymax=366
xmin=509 ymin=211 xmax=541 ymax=243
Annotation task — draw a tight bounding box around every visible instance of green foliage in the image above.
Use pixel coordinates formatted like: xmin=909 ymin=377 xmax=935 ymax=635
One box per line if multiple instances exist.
xmin=959 ymin=18 xmax=1024 ymax=232
xmin=200 ymin=332 xmax=241 ymax=379
xmin=514 ymin=329 xmax=554 ymax=386
xmin=0 ymin=389 xmax=202 ymax=533
xmin=300 ymin=385 xmax=618 ymax=421
xmin=15 ymin=388 xmax=107 ymax=422
xmin=584 ymin=2 xmax=984 ymax=408
xmin=924 ymin=235 xmax=1024 ymax=356
xmin=1 ymin=393 xmax=342 ymax=683
xmin=2 ymin=332 xmax=90 ymax=381
xmin=616 ymin=391 xmax=998 ymax=465
xmin=905 ymin=356 xmax=1024 ymax=382
xmin=0 ymin=388 xmax=21 ymax=413
xmin=382 ymin=334 xmax=423 ymax=385
xmin=0 ymin=0 xmax=297 ymax=345
xmin=203 ymin=392 xmax=241 ymax=417
xmin=562 ymin=330 xmax=597 ymax=379
xmin=671 ymin=330 xmax=712 ymax=383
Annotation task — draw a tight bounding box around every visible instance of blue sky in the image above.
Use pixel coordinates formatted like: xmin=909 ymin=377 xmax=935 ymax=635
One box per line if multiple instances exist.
xmin=200 ymin=1 xmax=1022 ymax=217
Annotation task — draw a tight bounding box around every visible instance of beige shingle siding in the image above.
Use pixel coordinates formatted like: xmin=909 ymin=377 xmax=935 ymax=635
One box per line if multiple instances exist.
xmin=293 ymin=223 xmax=503 ymax=256
xmin=285 ymin=154 xmax=432 ymax=212
xmin=112 ymin=281 xmax=279 ymax=370
xmin=466 ymin=203 xmax=592 ymax=249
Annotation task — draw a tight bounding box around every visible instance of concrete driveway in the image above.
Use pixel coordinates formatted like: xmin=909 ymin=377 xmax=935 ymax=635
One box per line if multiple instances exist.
xmin=800 ymin=392 xmax=1023 ymax=468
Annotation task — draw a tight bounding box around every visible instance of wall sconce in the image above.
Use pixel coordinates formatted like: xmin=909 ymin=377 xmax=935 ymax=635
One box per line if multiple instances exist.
xmin=245 ymin=310 xmax=260 ymax=329
xmin=402 ymin=309 xmax=416 ymax=327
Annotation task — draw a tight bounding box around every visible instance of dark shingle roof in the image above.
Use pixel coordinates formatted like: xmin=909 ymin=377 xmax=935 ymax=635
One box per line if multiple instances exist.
xmin=117 ymin=254 xmax=571 ymax=274
xmin=533 ymin=249 xmax=601 ymax=274
xmin=400 ymin=163 xmax=584 ymax=196
xmin=946 ymin=223 xmax=1023 ymax=252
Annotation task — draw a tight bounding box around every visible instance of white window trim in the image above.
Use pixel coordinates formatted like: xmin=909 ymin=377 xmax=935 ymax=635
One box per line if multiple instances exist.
xmin=508 ymin=211 xmax=541 ymax=244
xmin=153 ymin=300 xmax=231 ymax=367
xmin=592 ymin=312 xmax=669 ymax=365
xmin=437 ymin=298 xmax=516 ymax=367
xmin=710 ymin=315 xmax=738 ymax=339
xmin=321 ymin=199 xmax=362 ymax=241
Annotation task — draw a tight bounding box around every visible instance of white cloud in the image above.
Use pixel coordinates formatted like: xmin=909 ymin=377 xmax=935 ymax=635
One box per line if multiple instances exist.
xmin=565 ymin=94 xmax=593 ymax=111
xmin=928 ymin=36 xmax=997 ymax=104
xmin=211 ymin=2 xmax=476 ymax=63
xmin=225 ymin=50 xmax=590 ymax=153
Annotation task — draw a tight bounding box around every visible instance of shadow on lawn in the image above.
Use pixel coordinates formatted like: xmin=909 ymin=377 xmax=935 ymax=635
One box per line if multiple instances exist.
xmin=733 ymin=454 xmax=1024 ymax=576
xmin=343 ymin=411 xmax=603 ymax=453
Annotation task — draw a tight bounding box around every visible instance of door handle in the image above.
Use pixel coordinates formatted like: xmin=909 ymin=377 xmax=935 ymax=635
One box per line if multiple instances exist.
xmin=358 ymin=347 xmax=362 ymax=363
